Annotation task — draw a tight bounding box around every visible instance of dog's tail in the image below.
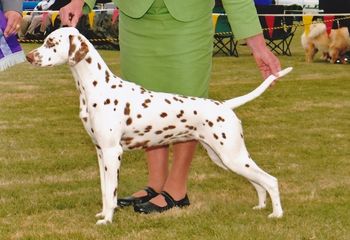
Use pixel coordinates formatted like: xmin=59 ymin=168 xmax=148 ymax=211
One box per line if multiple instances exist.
xmin=223 ymin=67 xmax=292 ymax=109
xmin=308 ymin=23 xmax=326 ymax=39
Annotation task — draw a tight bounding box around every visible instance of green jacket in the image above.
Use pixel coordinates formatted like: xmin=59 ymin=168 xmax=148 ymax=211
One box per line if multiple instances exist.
xmin=84 ymin=0 xmax=261 ymax=40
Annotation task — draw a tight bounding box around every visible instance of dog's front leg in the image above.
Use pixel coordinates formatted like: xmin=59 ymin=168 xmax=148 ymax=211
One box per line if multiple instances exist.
xmin=95 ymin=147 xmax=107 ymax=219
xmin=96 ymin=146 xmax=122 ymax=225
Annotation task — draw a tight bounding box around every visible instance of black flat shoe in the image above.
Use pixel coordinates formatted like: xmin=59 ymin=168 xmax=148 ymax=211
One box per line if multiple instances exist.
xmin=133 ymin=191 xmax=190 ymax=214
xmin=117 ymin=186 xmax=158 ymax=207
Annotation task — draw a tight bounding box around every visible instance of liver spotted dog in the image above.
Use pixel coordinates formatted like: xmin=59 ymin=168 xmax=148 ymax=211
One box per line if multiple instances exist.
xmin=26 ymin=27 xmax=291 ymax=225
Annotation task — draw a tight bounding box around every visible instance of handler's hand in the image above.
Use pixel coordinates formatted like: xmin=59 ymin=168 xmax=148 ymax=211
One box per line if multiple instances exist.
xmin=59 ymin=0 xmax=85 ymax=27
xmin=246 ymin=34 xmax=281 ymax=80
xmin=4 ymin=11 xmax=22 ymax=38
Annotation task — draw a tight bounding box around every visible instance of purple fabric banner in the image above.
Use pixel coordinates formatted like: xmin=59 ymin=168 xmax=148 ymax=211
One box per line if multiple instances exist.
xmin=0 ymin=10 xmax=25 ymax=71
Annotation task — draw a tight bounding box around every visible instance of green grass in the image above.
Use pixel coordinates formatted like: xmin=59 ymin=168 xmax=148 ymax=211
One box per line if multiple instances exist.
xmin=0 ymin=27 xmax=349 ymax=239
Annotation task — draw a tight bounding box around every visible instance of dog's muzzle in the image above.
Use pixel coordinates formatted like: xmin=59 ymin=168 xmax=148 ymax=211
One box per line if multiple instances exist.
xmin=26 ymin=51 xmax=35 ymax=64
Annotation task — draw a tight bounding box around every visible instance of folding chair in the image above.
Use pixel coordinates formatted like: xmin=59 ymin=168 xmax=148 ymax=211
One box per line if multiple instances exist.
xmin=213 ymin=14 xmax=238 ymax=57
xmin=256 ymin=5 xmax=297 ymax=56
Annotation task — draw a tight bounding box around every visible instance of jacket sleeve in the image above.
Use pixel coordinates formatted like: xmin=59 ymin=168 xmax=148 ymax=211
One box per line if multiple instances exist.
xmin=2 ymin=0 xmax=23 ymax=13
xmin=222 ymin=0 xmax=262 ymax=40
xmin=83 ymin=0 xmax=97 ymax=14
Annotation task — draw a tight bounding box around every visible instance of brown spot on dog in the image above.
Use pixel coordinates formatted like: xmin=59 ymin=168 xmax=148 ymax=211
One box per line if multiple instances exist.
xmin=217 ymin=116 xmax=225 ymax=122
xmin=185 ymin=125 xmax=195 ymax=130
xmin=68 ymin=36 xmax=76 ymax=57
xmin=160 ymin=112 xmax=168 ymax=118
xmin=104 ymin=99 xmax=110 ymax=105
xmin=165 ymin=99 xmax=171 ymax=104
xmin=222 ymin=133 xmax=226 ymax=139
xmin=97 ymin=62 xmax=101 ymax=70
xmin=121 ymin=137 xmax=133 ymax=145
xmin=114 ymin=99 xmax=118 ymax=105
xmin=85 ymin=57 xmax=92 ymax=63
xmin=126 ymin=117 xmax=132 ymax=125
xmin=93 ymin=80 xmax=97 ymax=87
xmin=144 ymin=125 xmax=152 ymax=133
xmin=164 ymin=134 xmax=174 ymax=138
xmin=93 ymin=103 xmax=97 ymax=108
xmin=245 ymin=164 xmax=250 ymax=168
xmin=163 ymin=125 xmax=176 ymax=130
xmin=129 ymin=140 xmax=150 ymax=150
xmin=111 ymin=85 xmax=116 ymax=89
xmin=72 ymin=40 xmax=89 ymax=63
xmin=213 ymin=133 xmax=218 ymax=139
xmin=177 ymin=110 xmax=184 ymax=118
xmin=155 ymin=130 xmax=163 ymax=134
xmin=45 ymin=38 xmax=56 ymax=48
xmin=124 ymin=103 xmax=130 ymax=115
xmin=105 ymin=70 xmax=110 ymax=83
xmin=137 ymin=114 xmax=142 ymax=118
xmin=142 ymin=99 xmax=151 ymax=108
xmin=193 ymin=110 xmax=197 ymax=115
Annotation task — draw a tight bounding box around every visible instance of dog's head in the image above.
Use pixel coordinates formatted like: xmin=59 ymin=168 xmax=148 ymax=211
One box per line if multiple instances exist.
xmin=26 ymin=27 xmax=89 ymax=67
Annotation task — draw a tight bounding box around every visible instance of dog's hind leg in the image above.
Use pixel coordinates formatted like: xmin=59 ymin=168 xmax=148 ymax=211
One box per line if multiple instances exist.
xmin=250 ymin=181 xmax=267 ymax=210
xmin=96 ymin=145 xmax=122 ymax=225
xmin=217 ymin=143 xmax=283 ymax=218
xmin=201 ymin=141 xmax=267 ymax=208
xmin=200 ymin=141 xmax=228 ymax=170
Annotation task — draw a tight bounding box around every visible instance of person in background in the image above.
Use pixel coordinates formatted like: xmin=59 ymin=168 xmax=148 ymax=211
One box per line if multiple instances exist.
xmin=0 ymin=0 xmax=23 ymax=37
xmin=59 ymin=0 xmax=281 ymax=214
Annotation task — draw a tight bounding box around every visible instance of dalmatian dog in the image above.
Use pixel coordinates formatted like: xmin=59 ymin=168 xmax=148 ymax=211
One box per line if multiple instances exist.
xmin=26 ymin=27 xmax=292 ymax=225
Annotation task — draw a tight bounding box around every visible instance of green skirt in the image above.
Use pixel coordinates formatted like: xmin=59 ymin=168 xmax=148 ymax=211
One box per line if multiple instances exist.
xmin=119 ymin=0 xmax=213 ymax=97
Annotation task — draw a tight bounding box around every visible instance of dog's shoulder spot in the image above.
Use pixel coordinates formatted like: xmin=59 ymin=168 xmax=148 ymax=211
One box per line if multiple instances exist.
xmin=86 ymin=57 xmax=92 ymax=64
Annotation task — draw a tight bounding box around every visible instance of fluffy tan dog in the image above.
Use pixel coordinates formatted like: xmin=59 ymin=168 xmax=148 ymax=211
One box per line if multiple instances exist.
xmin=301 ymin=22 xmax=350 ymax=63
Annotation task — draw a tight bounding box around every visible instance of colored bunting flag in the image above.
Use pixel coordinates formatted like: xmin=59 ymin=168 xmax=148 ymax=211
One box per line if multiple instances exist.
xmin=112 ymin=8 xmax=119 ymax=24
xmin=212 ymin=14 xmax=219 ymax=29
xmin=323 ymin=15 xmax=335 ymax=35
xmin=88 ymin=11 xmax=95 ymax=28
xmin=265 ymin=16 xmax=275 ymax=38
xmin=302 ymin=15 xmax=313 ymax=36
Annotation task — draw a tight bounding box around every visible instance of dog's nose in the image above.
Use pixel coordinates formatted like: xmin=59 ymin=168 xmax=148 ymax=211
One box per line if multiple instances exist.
xmin=26 ymin=52 xmax=34 ymax=63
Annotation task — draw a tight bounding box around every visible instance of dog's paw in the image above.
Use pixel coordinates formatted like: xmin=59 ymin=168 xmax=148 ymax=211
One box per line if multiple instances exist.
xmin=268 ymin=211 xmax=283 ymax=219
xmin=95 ymin=212 xmax=105 ymax=218
xmin=252 ymin=204 xmax=266 ymax=210
xmin=96 ymin=219 xmax=112 ymax=225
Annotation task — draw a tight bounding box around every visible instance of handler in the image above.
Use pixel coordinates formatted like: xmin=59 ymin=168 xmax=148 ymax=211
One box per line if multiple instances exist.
xmin=60 ymin=0 xmax=281 ymax=213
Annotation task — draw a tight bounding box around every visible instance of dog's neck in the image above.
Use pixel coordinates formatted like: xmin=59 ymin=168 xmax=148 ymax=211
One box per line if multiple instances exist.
xmin=69 ymin=39 xmax=123 ymax=97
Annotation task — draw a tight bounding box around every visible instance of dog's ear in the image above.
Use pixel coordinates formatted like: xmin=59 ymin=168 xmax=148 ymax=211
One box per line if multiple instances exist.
xmin=68 ymin=34 xmax=89 ymax=66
